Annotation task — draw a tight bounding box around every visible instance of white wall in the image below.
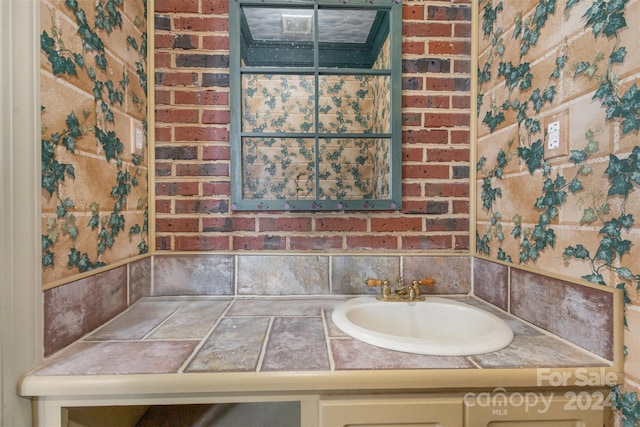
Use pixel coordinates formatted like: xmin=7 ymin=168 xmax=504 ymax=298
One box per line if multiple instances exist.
xmin=1 ymin=1 xmax=43 ymax=425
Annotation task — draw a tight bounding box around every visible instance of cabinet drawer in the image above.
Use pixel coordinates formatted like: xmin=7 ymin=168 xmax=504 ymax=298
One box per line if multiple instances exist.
xmin=319 ymin=395 xmax=462 ymax=427
xmin=464 ymin=390 xmax=607 ymax=427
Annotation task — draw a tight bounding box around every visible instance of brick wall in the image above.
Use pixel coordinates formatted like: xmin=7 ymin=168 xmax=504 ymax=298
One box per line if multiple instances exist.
xmin=154 ymin=0 xmax=471 ymax=252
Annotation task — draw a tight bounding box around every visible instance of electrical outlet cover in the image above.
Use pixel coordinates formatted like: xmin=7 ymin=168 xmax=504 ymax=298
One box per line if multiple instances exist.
xmin=543 ymin=110 xmax=569 ymax=159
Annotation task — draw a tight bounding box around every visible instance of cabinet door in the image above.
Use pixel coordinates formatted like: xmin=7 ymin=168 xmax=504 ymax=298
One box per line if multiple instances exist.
xmin=465 ymin=390 xmax=607 ymax=427
xmin=319 ymin=395 xmax=462 ymax=427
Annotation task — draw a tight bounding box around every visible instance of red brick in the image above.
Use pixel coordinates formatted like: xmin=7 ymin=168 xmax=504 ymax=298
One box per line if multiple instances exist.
xmin=156 ymin=182 xmax=200 ymax=196
xmin=402 ymin=113 xmax=422 ymax=127
xmin=316 ymin=217 xmax=367 ymax=232
xmin=202 ymin=0 xmax=229 ymax=14
xmin=453 ymin=200 xmax=470 ymax=214
xmin=402 ymin=183 xmax=422 ymax=197
xmin=371 ymin=217 xmax=422 ymax=232
xmin=202 ymin=217 xmax=255 ymax=232
xmin=403 ymin=147 xmax=423 ymax=162
xmin=428 ymin=40 xmax=470 ymax=55
xmin=454 ymin=234 xmax=469 ymax=250
xmin=403 ymin=130 xmax=448 ymax=144
xmin=402 ymin=41 xmax=425 ymax=55
xmin=202 ymin=145 xmax=230 ymax=160
xmin=156 ymin=218 xmax=199 ymax=232
xmin=401 ymin=201 xmax=428 ymax=214
xmin=427 ymin=217 xmax=469 ymax=232
xmin=202 ymin=110 xmax=230 ymax=124
xmin=174 ymin=90 xmax=229 ymax=106
xmin=402 ymin=4 xmax=424 ymax=20
xmin=403 ymin=164 xmax=449 ymax=179
xmin=424 ymin=112 xmax=470 ymax=127
xmin=155 ymin=200 xmax=172 ymax=213
xmin=176 ymin=163 xmax=228 ymax=176
xmin=156 ymin=236 xmax=172 ymax=250
xmin=233 ymin=236 xmax=285 ymax=250
xmin=290 ymin=236 xmax=342 ymax=250
xmin=426 ymin=96 xmax=450 ymax=109
xmin=346 ymin=236 xmax=398 ymax=250
xmin=156 ymin=0 xmax=199 ymax=13
xmin=425 ymin=183 xmax=469 ymax=197
xmin=402 ymin=95 xmax=427 ymax=108
xmin=154 ymin=52 xmax=171 ymax=68
xmin=174 ymin=17 xmax=228 ymax=32
xmin=454 ymin=22 xmax=472 ymax=37
xmin=427 ymin=148 xmax=469 ymax=162
xmin=403 ymin=22 xmax=451 ymax=38
xmin=174 ymin=126 xmax=229 ymax=142
xmin=203 ymin=35 xmax=229 ymax=50
xmin=402 ymin=235 xmax=452 ymax=250
xmin=203 ymin=181 xmax=231 ymax=196
xmin=155 ymin=90 xmax=171 ymax=105
xmin=259 ymin=217 xmax=311 ymax=232
xmin=155 ymin=109 xmax=199 ymax=123
xmin=156 ymin=72 xmax=198 ymax=87
xmin=175 ymin=235 xmax=230 ymax=251
xmin=155 ymin=127 xmax=172 ymax=142
xmin=452 ymin=96 xmax=470 ymax=109
xmin=175 ymin=199 xmax=228 ymax=213
xmin=155 ymin=34 xmax=175 ymax=49
xmin=451 ymin=130 xmax=470 ymax=144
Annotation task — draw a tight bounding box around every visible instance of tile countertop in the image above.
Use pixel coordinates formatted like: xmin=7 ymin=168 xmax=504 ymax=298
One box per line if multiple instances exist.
xmin=20 ymin=296 xmax=618 ymax=398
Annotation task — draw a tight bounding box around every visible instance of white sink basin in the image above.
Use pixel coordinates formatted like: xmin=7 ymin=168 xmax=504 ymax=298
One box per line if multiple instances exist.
xmin=331 ymin=297 xmax=514 ymax=356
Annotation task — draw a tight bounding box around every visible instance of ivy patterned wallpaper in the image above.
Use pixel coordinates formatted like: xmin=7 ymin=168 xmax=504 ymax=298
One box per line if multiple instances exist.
xmin=40 ymin=0 xmax=149 ymax=286
xmin=240 ymin=37 xmax=391 ymax=201
xmin=476 ymin=0 xmax=640 ymax=421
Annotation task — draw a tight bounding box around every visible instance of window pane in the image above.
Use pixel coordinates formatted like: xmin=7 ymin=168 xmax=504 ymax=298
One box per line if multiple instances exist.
xmin=242 ymin=74 xmax=316 ymax=133
xmin=242 ymin=137 xmax=316 ymax=199
xmin=317 ymin=9 xmax=389 ymax=69
xmin=318 ymin=75 xmax=391 ymax=134
xmin=241 ymin=7 xmax=314 ymax=68
xmin=318 ymin=138 xmax=391 ymax=200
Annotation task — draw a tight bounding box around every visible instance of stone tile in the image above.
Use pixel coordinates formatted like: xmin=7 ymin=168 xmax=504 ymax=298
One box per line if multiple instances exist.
xmin=324 ymin=308 xmax=348 ymax=338
xmin=237 ymin=256 xmax=329 ymax=295
xmin=226 ymin=298 xmax=340 ymax=316
xmin=330 ymin=339 xmax=476 ymax=370
xmin=331 ymin=256 xmax=400 ymax=294
xmin=470 ymin=335 xmax=609 ymax=369
xmin=153 ymin=255 xmax=234 ymax=296
xmin=511 ymin=269 xmax=614 ymax=360
xmin=129 ymin=257 xmax=152 ymax=304
xmin=147 ymin=300 xmax=232 ymax=340
xmin=34 ymin=341 xmax=198 ymax=375
xmin=86 ymin=300 xmax=179 ymax=341
xmin=262 ymin=317 xmax=330 ymax=371
xmin=186 ymin=317 xmax=269 ymax=372
xmin=44 ymin=266 xmax=128 ymax=356
xmin=403 ymin=256 xmax=471 ymax=294
xmin=473 ymin=258 xmax=508 ymax=311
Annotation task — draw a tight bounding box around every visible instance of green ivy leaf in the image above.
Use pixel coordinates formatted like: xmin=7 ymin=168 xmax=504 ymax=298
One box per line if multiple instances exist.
xmin=580 ymin=207 xmax=598 ymax=224
xmin=564 ymin=244 xmax=590 ymax=259
xmin=610 ymin=47 xmax=627 ymax=63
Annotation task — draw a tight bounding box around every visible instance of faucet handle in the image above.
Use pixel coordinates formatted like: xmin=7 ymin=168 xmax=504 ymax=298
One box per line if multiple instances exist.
xmin=364 ymin=278 xmax=384 ymax=287
xmin=413 ymin=278 xmax=435 ymax=287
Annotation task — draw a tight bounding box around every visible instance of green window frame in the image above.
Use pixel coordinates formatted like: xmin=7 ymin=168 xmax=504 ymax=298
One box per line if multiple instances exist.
xmin=229 ymin=0 xmax=402 ymax=211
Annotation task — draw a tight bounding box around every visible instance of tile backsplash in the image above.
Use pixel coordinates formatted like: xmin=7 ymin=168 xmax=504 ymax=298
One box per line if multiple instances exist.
xmin=43 ymin=254 xmax=618 ymax=362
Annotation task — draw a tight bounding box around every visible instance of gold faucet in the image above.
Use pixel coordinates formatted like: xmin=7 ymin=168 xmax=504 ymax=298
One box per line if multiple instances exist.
xmin=364 ymin=277 xmax=435 ymax=302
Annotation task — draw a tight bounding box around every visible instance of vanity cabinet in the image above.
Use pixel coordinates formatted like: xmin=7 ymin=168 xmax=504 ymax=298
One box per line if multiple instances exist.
xmin=464 ymin=389 xmax=609 ymax=427
xmin=319 ymin=390 xmax=609 ymax=427
xmin=319 ymin=395 xmax=463 ymax=426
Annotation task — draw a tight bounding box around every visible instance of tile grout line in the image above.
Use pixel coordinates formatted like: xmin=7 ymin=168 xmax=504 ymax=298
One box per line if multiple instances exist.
xmin=176 ymin=299 xmax=236 ymax=374
xmin=255 ymin=317 xmax=275 ymax=372
xmin=321 ymin=309 xmax=336 ymax=371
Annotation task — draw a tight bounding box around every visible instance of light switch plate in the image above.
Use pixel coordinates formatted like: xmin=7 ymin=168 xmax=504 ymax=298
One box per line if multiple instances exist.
xmin=543 ymin=109 xmax=569 ymax=159
xmin=130 ymin=119 xmax=144 ymax=156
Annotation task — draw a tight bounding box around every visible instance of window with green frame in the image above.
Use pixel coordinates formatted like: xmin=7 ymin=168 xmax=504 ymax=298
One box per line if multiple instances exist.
xmin=229 ymin=0 xmax=402 ymax=211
